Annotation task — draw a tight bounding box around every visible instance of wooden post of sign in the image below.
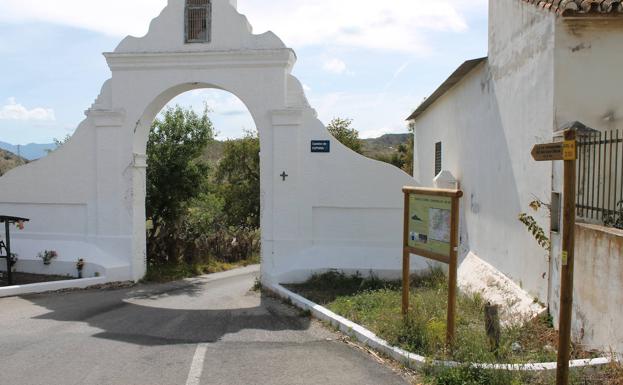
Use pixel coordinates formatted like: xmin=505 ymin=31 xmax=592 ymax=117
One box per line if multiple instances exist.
xmin=402 ymin=192 xmax=411 ymax=317
xmin=447 ymin=195 xmax=460 ymax=347
xmin=556 ymin=129 xmax=577 ymax=385
xmin=4 ymin=220 xmax=12 ymax=286
xmin=531 ymin=126 xmax=583 ymax=385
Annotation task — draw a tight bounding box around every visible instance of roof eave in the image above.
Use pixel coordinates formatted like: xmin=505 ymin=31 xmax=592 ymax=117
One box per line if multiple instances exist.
xmin=406 ymin=57 xmax=487 ymax=122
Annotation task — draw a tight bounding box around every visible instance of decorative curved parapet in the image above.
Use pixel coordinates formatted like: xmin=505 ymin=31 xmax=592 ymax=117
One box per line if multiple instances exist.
xmin=115 ymin=0 xmax=285 ymax=53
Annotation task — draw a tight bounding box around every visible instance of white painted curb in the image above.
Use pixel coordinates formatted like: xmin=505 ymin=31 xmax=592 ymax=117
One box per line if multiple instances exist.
xmin=266 ymin=282 xmax=615 ymax=372
xmin=0 ymin=276 xmax=108 ymax=298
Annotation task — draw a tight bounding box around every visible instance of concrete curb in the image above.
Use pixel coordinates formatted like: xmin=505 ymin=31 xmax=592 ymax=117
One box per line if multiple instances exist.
xmin=266 ymin=282 xmax=614 ymax=372
xmin=0 ymin=276 xmax=107 ymax=298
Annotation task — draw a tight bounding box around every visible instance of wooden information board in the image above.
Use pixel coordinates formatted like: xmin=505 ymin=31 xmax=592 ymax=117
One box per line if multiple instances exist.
xmin=402 ymin=187 xmax=462 ymax=347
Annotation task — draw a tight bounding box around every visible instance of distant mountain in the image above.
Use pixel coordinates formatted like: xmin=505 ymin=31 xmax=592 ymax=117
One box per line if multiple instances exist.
xmin=0 ymin=149 xmax=28 ymax=177
xmin=0 ymin=133 xmax=411 ymax=169
xmin=361 ymin=133 xmax=411 ymax=159
xmin=0 ymin=141 xmax=56 ymax=160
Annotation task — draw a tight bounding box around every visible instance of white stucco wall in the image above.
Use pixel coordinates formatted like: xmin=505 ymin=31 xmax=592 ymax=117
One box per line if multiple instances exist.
xmin=548 ymin=16 xmax=623 ymax=350
xmin=413 ymin=1 xmax=555 ymax=302
xmin=0 ymin=0 xmax=421 ymax=285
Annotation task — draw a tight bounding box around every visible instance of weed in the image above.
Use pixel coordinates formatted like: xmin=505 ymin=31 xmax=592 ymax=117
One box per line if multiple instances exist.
xmin=252 ymin=277 xmax=263 ymax=292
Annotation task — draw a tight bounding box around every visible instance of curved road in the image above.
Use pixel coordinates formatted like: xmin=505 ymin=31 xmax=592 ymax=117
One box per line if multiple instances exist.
xmin=0 ymin=265 xmax=411 ymax=385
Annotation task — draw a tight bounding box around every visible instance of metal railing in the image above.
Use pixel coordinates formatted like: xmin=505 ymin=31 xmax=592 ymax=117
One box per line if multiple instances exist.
xmin=576 ymin=129 xmax=623 ymax=223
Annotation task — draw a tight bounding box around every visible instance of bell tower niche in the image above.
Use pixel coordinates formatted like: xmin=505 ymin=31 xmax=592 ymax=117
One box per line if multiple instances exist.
xmin=185 ymin=0 xmax=211 ymax=43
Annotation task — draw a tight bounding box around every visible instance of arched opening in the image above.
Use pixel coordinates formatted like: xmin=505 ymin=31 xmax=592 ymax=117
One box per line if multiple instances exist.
xmin=141 ymin=86 xmax=261 ymax=281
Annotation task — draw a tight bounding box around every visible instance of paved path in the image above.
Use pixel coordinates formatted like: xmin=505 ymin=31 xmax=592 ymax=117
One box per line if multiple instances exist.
xmin=0 ymin=265 xmax=410 ymax=385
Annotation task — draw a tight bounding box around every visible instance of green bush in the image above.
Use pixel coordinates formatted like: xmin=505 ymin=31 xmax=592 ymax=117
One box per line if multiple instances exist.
xmin=145 ymin=106 xmax=261 ymax=271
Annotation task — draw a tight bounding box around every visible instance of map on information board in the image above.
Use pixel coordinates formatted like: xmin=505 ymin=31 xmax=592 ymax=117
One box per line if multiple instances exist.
xmin=408 ymin=194 xmax=452 ymax=257
xmin=429 ymin=208 xmax=451 ymax=243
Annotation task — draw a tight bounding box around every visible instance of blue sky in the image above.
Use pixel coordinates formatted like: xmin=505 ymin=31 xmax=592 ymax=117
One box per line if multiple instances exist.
xmin=0 ymin=0 xmax=488 ymax=145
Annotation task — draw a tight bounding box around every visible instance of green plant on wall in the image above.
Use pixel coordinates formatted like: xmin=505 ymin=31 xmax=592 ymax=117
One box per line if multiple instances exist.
xmin=518 ymin=200 xmax=551 ymax=251
xmin=37 ymin=250 xmax=58 ymax=265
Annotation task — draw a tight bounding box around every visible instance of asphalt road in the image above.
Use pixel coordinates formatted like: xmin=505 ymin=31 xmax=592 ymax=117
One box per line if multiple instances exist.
xmin=0 ymin=265 xmax=411 ymax=385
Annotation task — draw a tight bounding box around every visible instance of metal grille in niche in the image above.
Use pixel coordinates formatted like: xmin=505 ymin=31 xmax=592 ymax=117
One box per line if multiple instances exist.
xmin=435 ymin=142 xmax=442 ymax=176
xmin=185 ymin=0 xmax=211 ymax=43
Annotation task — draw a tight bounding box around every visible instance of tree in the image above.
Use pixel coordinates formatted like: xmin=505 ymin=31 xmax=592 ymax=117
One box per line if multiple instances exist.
xmin=215 ymin=131 xmax=260 ymax=228
xmin=45 ymin=134 xmax=72 ymax=154
xmin=327 ymin=118 xmax=362 ymax=154
xmin=375 ymin=123 xmax=415 ymax=176
xmin=375 ymin=152 xmax=406 ymax=171
xmin=400 ymin=121 xmax=415 ymax=176
xmin=146 ymin=105 xmax=214 ymax=227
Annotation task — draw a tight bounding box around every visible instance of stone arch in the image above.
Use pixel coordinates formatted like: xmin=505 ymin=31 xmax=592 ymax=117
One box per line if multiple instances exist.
xmin=130 ymin=81 xmax=265 ymax=279
xmin=0 ymin=0 xmax=424 ymax=285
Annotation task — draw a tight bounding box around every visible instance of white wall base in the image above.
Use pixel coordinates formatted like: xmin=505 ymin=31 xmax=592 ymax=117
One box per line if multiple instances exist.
xmin=0 ymin=276 xmax=108 ymax=298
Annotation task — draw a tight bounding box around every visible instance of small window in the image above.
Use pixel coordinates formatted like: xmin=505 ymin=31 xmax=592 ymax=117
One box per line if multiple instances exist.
xmin=185 ymin=0 xmax=211 ymax=43
xmin=435 ymin=142 xmax=442 ymax=176
xmin=551 ymin=192 xmax=561 ymax=233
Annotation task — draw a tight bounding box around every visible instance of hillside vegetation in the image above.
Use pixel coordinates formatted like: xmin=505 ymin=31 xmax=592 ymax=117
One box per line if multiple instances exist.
xmin=361 ymin=133 xmax=411 ymax=160
xmin=0 ymin=149 xmax=27 ymax=177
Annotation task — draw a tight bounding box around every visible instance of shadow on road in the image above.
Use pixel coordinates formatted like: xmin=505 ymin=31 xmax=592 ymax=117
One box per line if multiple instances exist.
xmin=23 ymin=276 xmax=311 ymax=346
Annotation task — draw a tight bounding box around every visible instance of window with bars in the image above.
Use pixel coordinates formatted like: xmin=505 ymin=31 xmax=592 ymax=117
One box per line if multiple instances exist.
xmin=435 ymin=142 xmax=442 ymax=176
xmin=185 ymin=0 xmax=211 ymax=43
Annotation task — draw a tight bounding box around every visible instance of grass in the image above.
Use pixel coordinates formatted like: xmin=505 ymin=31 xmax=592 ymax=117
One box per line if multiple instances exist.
xmin=142 ymin=254 xmax=259 ymax=283
xmin=287 ymin=270 xmax=619 ymax=385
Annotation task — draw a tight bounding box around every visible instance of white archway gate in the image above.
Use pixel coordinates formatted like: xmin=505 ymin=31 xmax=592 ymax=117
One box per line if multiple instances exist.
xmin=0 ymin=0 xmax=422 ymax=284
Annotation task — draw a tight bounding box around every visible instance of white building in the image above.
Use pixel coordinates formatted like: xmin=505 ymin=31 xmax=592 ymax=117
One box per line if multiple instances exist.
xmin=410 ymin=0 xmax=623 ymax=353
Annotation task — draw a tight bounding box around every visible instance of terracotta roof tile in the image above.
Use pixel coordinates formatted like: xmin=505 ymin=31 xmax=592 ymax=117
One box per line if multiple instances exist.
xmin=522 ymin=0 xmax=623 ymax=16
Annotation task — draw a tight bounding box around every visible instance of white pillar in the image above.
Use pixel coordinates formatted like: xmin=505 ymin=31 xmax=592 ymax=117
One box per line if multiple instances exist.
xmin=131 ymin=153 xmax=148 ymax=281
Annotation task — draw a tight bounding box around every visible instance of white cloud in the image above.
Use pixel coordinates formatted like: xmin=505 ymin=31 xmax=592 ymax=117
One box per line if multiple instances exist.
xmin=240 ymin=0 xmax=479 ymax=53
xmin=323 ymin=58 xmax=347 ymax=74
xmin=0 ymin=0 xmax=167 ymax=37
xmin=0 ymin=97 xmax=55 ymax=121
xmin=311 ymin=91 xmax=416 ymax=139
xmin=179 ymin=90 xmax=249 ymax=116
xmin=164 ymin=89 xmax=255 ymax=139
xmin=360 ymin=127 xmax=397 ymax=139
xmin=0 ymin=1 xmax=485 ymax=53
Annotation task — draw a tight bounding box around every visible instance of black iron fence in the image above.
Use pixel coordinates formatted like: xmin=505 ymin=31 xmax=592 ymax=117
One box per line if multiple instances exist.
xmin=576 ymin=129 xmax=623 ymax=224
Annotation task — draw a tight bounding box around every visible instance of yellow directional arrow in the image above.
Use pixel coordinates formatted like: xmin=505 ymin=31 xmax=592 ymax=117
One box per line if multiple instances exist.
xmin=531 ymin=141 xmax=576 ymax=162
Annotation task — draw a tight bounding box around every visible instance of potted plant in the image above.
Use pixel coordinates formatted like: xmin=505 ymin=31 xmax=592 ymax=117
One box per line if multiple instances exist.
xmin=37 ymin=250 xmax=58 ymax=265
xmin=76 ymin=258 xmax=85 ymax=278
xmin=9 ymin=253 xmax=18 ymax=272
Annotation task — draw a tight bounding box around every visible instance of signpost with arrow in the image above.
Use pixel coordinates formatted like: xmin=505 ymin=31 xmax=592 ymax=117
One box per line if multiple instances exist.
xmin=531 ymin=122 xmax=594 ymax=385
